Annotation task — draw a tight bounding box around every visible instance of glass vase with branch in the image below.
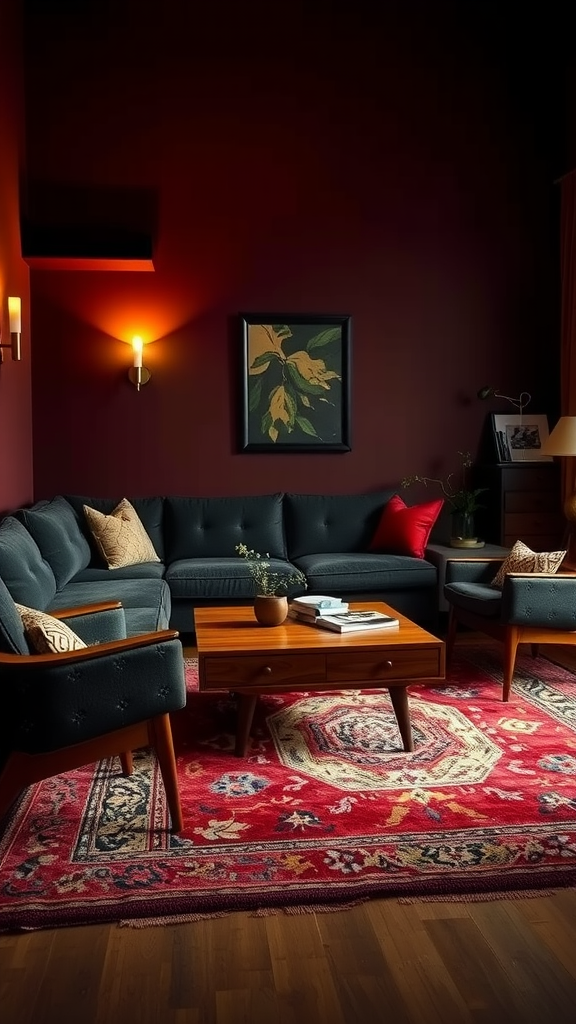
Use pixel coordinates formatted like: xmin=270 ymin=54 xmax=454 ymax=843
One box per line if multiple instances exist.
xmin=402 ymin=451 xmax=488 ymax=547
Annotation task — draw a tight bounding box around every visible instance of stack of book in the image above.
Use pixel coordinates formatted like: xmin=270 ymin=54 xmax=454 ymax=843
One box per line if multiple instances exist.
xmin=288 ymin=594 xmax=349 ymax=623
xmin=288 ymin=595 xmax=399 ymax=633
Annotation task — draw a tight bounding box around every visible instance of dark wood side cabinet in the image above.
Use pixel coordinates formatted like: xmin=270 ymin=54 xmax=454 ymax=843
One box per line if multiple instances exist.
xmin=473 ymin=462 xmax=564 ymax=550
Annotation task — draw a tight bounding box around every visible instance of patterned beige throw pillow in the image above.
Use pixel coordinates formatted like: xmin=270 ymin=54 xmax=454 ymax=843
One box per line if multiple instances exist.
xmin=491 ymin=539 xmax=567 ymax=589
xmin=83 ymin=498 xmax=161 ymax=570
xmin=16 ymin=603 xmax=87 ymax=654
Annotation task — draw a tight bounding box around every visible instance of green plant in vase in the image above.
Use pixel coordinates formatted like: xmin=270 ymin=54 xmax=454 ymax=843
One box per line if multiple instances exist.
xmin=236 ymin=543 xmax=307 ymax=625
xmin=402 ymin=451 xmax=488 ymax=547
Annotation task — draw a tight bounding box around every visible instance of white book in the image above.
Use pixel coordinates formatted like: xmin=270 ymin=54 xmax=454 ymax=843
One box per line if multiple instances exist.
xmin=291 ymin=594 xmax=346 ymax=611
xmin=314 ymin=609 xmax=400 ymax=633
xmin=288 ymin=599 xmax=349 ymax=619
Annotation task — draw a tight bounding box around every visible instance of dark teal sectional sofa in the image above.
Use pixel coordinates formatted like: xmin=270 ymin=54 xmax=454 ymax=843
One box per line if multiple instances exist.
xmin=0 ymin=491 xmax=439 ymax=638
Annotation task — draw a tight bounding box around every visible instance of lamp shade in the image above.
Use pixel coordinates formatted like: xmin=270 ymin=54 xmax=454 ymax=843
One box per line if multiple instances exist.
xmin=540 ymin=416 xmax=576 ymax=456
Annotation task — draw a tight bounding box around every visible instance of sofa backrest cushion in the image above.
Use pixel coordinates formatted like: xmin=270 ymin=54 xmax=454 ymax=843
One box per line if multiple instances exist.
xmin=164 ymin=494 xmax=287 ymax=561
xmin=0 ymin=517 xmax=57 ymax=609
xmin=0 ymin=576 xmax=29 ymax=654
xmin=285 ymin=491 xmax=396 ymax=559
xmin=18 ymin=497 xmax=92 ymax=589
xmin=64 ymin=495 xmax=166 ymax=563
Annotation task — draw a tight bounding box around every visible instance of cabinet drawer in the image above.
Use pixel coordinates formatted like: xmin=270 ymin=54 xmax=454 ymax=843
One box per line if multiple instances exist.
xmin=201 ymin=654 xmax=326 ymax=690
xmin=500 ymin=466 xmax=557 ymax=491
xmin=504 ymin=512 xmax=563 ymax=537
xmin=326 ymin=648 xmax=443 ymax=683
xmin=505 ymin=490 xmax=559 ymax=513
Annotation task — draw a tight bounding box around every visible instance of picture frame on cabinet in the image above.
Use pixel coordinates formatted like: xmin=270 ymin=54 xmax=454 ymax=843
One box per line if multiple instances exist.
xmin=491 ymin=413 xmax=552 ymax=463
xmin=239 ymin=313 xmax=351 ymax=452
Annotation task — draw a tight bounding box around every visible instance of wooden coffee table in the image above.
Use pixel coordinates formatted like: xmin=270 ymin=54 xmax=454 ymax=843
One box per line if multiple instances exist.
xmin=195 ymin=601 xmax=445 ymax=756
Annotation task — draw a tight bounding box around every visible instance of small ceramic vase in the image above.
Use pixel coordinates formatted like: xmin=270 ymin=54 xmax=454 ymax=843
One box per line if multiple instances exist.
xmin=253 ymin=595 xmax=288 ymax=626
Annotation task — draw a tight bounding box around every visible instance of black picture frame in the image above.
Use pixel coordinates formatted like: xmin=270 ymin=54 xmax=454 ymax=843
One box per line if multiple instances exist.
xmin=239 ymin=313 xmax=351 ymax=452
xmin=490 ymin=413 xmax=552 ymax=463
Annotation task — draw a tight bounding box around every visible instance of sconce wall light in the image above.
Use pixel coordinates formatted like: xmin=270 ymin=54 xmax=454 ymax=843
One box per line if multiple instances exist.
xmin=477 ymin=385 xmax=531 ymax=418
xmin=0 ymin=296 xmax=22 ymax=362
xmin=127 ymin=335 xmax=150 ymax=391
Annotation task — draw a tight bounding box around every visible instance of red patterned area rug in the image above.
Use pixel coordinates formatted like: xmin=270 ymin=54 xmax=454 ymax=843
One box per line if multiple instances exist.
xmin=2 ymin=644 xmax=576 ymax=931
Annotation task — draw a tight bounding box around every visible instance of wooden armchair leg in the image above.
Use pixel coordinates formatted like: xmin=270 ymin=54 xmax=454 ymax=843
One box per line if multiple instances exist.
xmin=120 ymin=752 xmax=134 ymax=775
xmin=148 ymin=713 xmax=183 ymax=833
xmin=445 ymin=606 xmax=458 ymax=669
xmin=530 ymin=643 xmax=539 ymax=659
xmin=503 ymin=626 xmax=520 ymax=702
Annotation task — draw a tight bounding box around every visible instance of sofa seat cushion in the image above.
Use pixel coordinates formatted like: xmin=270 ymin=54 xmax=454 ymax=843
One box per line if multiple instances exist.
xmin=165 ymin=557 xmax=302 ymax=601
xmin=18 ymin=497 xmax=92 ymax=588
xmin=164 ymin=494 xmax=287 ymax=561
xmin=444 ymin=582 xmax=502 ymax=617
xmin=0 ymin=517 xmax=57 ymax=609
xmin=293 ymin=552 xmax=437 ymax=593
xmin=71 ymin=562 xmax=165 ymax=583
xmin=49 ymin=579 xmax=172 ymax=634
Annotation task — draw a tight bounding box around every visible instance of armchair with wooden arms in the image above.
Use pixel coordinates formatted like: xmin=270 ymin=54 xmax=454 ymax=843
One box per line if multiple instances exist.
xmin=444 ymin=559 xmax=576 ymax=701
xmin=0 ymin=579 xmax=187 ymax=832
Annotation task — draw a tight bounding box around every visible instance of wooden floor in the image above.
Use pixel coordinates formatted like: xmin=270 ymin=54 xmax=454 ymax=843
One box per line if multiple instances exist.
xmin=2 ymin=638 xmax=576 ymax=1024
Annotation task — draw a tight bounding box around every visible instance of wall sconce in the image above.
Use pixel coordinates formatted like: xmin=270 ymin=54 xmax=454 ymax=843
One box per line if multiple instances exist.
xmin=127 ymin=336 xmax=150 ymax=391
xmin=0 ymin=297 xmax=22 ymax=362
xmin=477 ymin=385 xmax=531 ymax=418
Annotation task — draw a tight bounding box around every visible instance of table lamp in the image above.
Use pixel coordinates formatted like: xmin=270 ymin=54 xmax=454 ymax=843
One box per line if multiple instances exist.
xmin=540 ymin=416 xmax=576 ymax=566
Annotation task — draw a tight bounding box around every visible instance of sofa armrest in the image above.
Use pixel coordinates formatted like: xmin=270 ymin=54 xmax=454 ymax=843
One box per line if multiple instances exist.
xmin=50 ymin=599 xmax=127 ymax=644
xmin=0 ymin=628 xmax=180 ymax=668
xmin=50 ymin=599 xmax=122 ymax=619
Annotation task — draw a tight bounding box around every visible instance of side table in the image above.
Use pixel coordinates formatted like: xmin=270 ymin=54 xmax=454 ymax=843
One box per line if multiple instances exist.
xmin=425 ymin=542 xmax=510 ymax=613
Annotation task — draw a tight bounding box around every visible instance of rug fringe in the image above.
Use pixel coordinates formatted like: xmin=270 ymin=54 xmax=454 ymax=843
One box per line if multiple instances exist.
xmin=120 ymin=900 xmax=366 ymax=926
xmin=397 ymin=888 xmax=561 ymax=904
xmin=120 ymin=911 xmax=230 ymax=927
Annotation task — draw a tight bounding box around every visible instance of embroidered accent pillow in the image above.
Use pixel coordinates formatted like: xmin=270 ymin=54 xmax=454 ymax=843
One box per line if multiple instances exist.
xmin=83 ymin=498 xmax=161 ymax=569
xmin=369 ymin=494 xmax=444 ymax=559
xmin=16 ymin=603 xmax=87 ymax=654
xmin=491 ymin=540 xmax=567 ymax=589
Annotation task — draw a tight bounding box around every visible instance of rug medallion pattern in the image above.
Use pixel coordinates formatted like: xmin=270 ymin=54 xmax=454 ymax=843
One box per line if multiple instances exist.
xmin=1 ymin=644 xmax=576 ymax=930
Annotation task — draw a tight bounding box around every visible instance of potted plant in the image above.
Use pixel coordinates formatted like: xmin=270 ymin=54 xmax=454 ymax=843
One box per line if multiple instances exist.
xmin=402 ymin=451 xmax=488 ymax=547
xmin=235 ymin=543 xmax=307 ymax=625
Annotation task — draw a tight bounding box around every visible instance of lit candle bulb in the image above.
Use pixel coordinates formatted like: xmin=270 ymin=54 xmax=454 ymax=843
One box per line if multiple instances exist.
xmin=8 ymin=297 xmax=21 ymax=333
xmin=132 ymin=336 xmax=143 ymax=368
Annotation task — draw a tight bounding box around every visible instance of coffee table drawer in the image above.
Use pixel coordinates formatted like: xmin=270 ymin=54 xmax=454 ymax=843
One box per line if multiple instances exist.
xmin=201 ymin=654 xmax=326 ymax=690
xmin=327 ymin=649 xmax=443 ymax=682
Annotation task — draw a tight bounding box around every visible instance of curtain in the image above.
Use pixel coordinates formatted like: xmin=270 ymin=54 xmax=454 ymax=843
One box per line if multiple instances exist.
xmin=559 ymin=172 xmax=576 ymax=506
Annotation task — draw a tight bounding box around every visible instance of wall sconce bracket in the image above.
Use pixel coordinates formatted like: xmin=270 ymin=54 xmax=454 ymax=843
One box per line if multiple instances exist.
xmin=128 ymin=366 xmax=151 ymax=391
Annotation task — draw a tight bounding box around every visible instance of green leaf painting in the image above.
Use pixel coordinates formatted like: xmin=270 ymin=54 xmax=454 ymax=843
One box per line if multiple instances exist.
xmin=246 ymin=321 xmax=344 ymax=445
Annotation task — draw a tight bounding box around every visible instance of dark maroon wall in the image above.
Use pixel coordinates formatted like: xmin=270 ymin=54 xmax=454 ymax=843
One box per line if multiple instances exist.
xmin=23 ymin=3 xmax=562 ymax=500
xmin=0 ymin=0 xmax=33 ymax=515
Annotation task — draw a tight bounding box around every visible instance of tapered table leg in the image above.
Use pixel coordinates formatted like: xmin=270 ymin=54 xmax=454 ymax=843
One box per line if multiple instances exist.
xmin=235 ymin=694 xmax=258 ymax=756
xmin=388 ymin=686 xmax=414 ymax=752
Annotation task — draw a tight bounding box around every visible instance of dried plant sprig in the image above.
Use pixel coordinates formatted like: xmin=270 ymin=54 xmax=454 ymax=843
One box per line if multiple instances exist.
xmin=236 ymin=543 xmax=307 ymax=596
xmin=402 ymin=451 xmax=487 ymax=514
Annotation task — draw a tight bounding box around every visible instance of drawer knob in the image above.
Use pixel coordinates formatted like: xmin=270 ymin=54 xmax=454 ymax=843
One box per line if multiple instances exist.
xmin=380 ymin=660 xmax=393 ymax=671
xmin=261 ymin=666 xmax=272 ymax=675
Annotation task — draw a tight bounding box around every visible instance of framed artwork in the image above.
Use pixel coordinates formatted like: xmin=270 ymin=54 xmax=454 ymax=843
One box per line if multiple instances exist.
xmin=491 ymin=413 xmax=552 ymax=463
xmin=239 ymin=313 xmax=351 ymax=452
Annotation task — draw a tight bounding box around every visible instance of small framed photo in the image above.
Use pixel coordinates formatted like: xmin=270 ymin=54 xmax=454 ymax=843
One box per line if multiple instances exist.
xmin=239 ymin=313 xmax=351 ymax=452
xmin=491 ymin=413 xmax=552 ymax=462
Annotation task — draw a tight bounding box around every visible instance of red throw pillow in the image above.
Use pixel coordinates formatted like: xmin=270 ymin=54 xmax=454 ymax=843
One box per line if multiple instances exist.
xmin=369 ymin=494 xmax=444 ymax=559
